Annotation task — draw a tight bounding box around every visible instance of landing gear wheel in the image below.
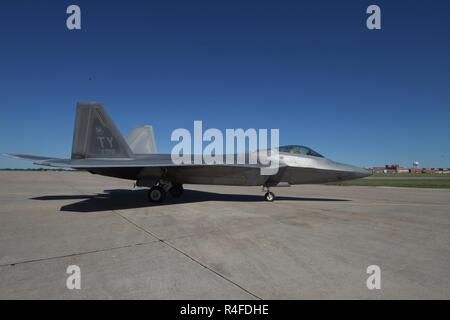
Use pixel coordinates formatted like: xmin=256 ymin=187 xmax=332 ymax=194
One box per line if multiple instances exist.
xmin=148 ymin=186 xmax=166 ymax=203
xmin=169 ymin=184 xmax=184 ymax=198
xmin=264 ymin=191 xmax=275 ymax=202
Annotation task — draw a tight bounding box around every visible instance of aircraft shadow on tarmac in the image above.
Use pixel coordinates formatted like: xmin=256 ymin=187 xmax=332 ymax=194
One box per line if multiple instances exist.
xmin=31 ymin=189 xmax=350 ymax=213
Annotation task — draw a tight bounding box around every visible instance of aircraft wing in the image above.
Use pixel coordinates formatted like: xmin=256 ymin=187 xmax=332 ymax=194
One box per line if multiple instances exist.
xmin=2 ymin=153 xmax=269 ymax=169
xmin=43 ymin=157 xmax=267 ymax=169
xmin=3 ymin=104 xmax=280 ymax=171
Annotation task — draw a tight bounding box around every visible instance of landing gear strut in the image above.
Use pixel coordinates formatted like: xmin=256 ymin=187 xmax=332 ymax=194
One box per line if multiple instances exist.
xmin=263 ymin=185 xmax=275 ymax=202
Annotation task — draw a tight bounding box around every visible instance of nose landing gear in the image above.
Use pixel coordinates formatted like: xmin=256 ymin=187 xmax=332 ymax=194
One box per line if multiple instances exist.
xmin=264 ymin=191 xmax=275 ymax=202
xmin=262 ymin=185 xmax=275 ymax=202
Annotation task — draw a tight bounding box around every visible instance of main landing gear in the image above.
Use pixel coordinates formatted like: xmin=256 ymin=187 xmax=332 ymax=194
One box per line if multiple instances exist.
xmin=263 ymin=186 xmax=275 ymax=202
xmin=147 ymin=182 xmax=184 ymax=203
xmin=148 ymin=185 xmax=166 ymax=203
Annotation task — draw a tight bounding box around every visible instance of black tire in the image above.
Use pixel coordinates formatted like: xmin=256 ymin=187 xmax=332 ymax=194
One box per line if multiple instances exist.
xmin=169 ymin=184 xmax=184 ymax=198
xmin=148 ymin=186 xmax=166 ymax=203
xmin=264 ymin=192 xmax=275 ymax=202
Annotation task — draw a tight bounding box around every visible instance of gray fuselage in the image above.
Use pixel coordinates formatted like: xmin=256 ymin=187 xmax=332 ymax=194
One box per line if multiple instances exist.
xmin=85 ymin=151 xmax=371 ymax=187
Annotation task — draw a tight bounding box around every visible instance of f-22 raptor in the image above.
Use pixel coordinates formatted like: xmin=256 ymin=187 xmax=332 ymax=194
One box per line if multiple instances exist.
xmin=4 ymin=103 xmax=371 ymax=203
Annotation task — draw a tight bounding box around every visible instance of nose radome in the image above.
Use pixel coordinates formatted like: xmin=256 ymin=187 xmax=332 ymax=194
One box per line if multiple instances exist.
xmin=327 ymin=159 xmax=372 ymax=180
xmin=354 ymin=167 xmax=372 ymax=178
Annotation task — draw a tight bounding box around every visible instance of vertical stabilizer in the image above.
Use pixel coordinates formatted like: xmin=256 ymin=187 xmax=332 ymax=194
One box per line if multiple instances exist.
xmin=71 ymin=102 xmax=133 ymax=159
xmin=126 ymin=125 xmax=157 ymax=154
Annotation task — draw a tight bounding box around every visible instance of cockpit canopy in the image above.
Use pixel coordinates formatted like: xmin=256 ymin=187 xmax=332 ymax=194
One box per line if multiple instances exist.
xmin=278 ymin=145 xmax=324 ymax=158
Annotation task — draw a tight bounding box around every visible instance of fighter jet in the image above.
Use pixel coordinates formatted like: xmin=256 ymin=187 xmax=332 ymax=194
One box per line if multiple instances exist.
xmin=3 ymin=103 xmax=371 ymax=202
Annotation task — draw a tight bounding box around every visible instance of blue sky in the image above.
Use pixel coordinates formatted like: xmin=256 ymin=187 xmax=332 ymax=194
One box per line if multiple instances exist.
xmin=0 ymin=0 xmax=449 ymax=168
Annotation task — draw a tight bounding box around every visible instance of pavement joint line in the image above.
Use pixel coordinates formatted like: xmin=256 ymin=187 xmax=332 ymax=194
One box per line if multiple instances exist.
xmin=0 ymin=181 xmax=167 ymax=267
xmin=112 ymin=210 xmax=262 ymax=300
xmin=0 ymin=240 xmax=159 ymax=268
xmin=157 ymin=230 xmax=221 ymax=242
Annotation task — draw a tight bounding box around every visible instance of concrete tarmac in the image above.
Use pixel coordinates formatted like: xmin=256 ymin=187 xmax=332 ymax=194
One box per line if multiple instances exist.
xmin=0 ymin=171 xmax=449 ymax=299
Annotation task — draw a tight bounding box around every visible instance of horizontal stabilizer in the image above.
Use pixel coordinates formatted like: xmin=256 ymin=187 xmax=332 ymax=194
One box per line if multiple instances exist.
xmin=1 ymin=153 xmax=64 ymax=167
xmin=2 ymin=153 xmax=58 ymax=162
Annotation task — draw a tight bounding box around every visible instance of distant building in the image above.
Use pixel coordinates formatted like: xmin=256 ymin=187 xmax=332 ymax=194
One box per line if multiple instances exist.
xmin=370 ymin=164 xmax=450 ymax=174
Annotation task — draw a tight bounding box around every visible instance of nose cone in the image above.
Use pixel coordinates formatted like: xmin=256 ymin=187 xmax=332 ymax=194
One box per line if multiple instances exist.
xmin=322 ymin=159 xmax=372 ymax=182
xmin=345 ymin=165 xmax=372 ymax=179
xmin=353 ymin=167 xmax=372 ymax=179
xmin=336 ymin=163 xmax=372 ymax=180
